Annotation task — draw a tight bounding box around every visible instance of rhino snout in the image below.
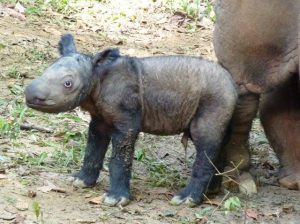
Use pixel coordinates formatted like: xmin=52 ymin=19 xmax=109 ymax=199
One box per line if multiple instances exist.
xmin=25 ymin=80 xmax=50 ymax=107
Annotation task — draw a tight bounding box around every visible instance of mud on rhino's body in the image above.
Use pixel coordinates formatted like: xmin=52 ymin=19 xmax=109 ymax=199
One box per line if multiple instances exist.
xmin=213 ymin=0 xmax=300 ymax=190
xmin=25 ymin=34 xmax=237 ymax=206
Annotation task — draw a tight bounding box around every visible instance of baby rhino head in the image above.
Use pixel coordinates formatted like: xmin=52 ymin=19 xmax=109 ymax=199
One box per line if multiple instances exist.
xmin=25 ymin=34 xmax=94 ymax=113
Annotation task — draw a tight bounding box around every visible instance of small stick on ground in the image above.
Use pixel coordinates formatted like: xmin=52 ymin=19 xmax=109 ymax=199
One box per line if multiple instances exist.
xmin=204 ymin=151 xmax=252 ymax=219
xmin=203 ymin=150 xmax=241 ymax=191
xmin=20 ymin=123 xmax=53 ymax=133
xmin=204 ymin=151 xmax=242 ymax=186
xmin=215 ymin=160 xmax=243 ymax=177
xmin=211 ymin=190 xmax=230 ymax=215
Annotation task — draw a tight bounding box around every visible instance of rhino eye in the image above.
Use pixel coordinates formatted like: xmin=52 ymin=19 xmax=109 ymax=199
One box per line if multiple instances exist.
xmin=64 ymin=81 xmax=72 ymax=88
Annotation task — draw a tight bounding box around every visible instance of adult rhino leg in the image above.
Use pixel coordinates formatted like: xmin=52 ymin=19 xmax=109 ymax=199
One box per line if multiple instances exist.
xmin=225 ymin=94 xmax=259 ymax=168
xmin=260 ymin=75 xmax=300 ymax=190
xmin=224 ymin=93 xmax=259 ymax=194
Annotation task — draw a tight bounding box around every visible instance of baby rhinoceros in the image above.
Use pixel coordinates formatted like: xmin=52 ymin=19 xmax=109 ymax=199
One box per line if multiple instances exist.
xmin=25 ymin=34 xmax=237 ymax=207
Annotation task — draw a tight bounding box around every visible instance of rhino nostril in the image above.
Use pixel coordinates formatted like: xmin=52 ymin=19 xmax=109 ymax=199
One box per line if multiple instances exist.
xmin=32 ymin=97 xmax=46 ymax=104
xmin=26 ymin=96 xmax=46 ymax=106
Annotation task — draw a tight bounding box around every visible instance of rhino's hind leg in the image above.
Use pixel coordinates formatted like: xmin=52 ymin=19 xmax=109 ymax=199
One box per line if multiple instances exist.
xmin=171 ymin=97 xmax=234 ymax=207
xmin=71 ymin=118 xmax=111 ymax=188
xmin=260 ymin=75 xmax=300 ymax=190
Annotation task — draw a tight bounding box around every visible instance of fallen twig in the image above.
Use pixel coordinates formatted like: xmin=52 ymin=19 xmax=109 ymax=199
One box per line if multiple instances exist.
xmin=20 ymin=123 xmax=53 ymax=133
xmin=204 ymin=151 xmax=243 ymax=187
xmin=211 ymin=190 xmax=230 ymax=215
xmin=204 ymin=151 xmax=253 ymax=218
xmin=174 ymin=10 xmax=196 ymax=20
xmin=215 ymin=160 xmax=243 ymax=176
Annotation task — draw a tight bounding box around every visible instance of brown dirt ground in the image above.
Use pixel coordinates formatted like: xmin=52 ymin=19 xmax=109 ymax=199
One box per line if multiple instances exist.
xmin=0 ymin=1 xmax=300 ymax=223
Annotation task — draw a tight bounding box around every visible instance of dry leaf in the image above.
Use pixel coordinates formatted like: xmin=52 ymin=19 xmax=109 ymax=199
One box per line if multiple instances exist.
xmin=282 ymin=203 xmax=295 ymax=214
xmin=37 ymin=185 xmax=52 ymax=193
xmin=88 ymin=196 xmax=103 ymax=205
xmin=15 ymin=202 xmax=29 ymax=211
xmin=195 ymin=216 xmax=208 ymax=224
xmin=203 ymin=198 xmax=222 ymax=206
xmin=76 ymin=219 xmax=96 ymax=223
xmin=84 ymin=194 xmax=92 ymax=198
xmin=43 ymin=27 xmax=61 ymax=36
xmin=45 ymin=180 xmax=66 ymax=193
xmin=0 ymin=7 xmax=26 ymax=21
xmin=0 ymin=212 xmax=16 ymax=221
xmin=37 ymin=180 xmax=66 ymax=193
xmin=176 ymin=208 xmax=189 ymax=217
xmin=0 ymin=174 xmax=7 ymax=179
xmin=14 ymin=213 xmax=26 ymax=224
xmin=246 ymin=208 xmax=258 ymax=220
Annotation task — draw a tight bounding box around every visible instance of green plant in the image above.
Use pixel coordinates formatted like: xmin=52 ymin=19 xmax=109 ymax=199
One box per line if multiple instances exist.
xmin=48 ymin=0 xmax=71 ymax=12
xmin=25 ymin=48 xmax=53 ymax=62
xmin=52 ymin=128 xmax=85 ymax=168
xmin=147 ymin=160 xmax=186 ymax=190
xmin=195 ymin=206 xmax=214 ymax=217
xmin=36 ymin=152 xmax=48 ymax=165
xmin=134 ymin=148 xmax=146 ymax=161
xmin=167 ymin=0 xmax=215 ymax=22
xmin=52 ymin=147 xmax=83 ymax=168
xmin=0 ymin=117 xmax=10 ymax=135
xmin=26 ymin=6 xmax=43 ymax=16
xmin=58 ymin=113 xmax=83 ymax=122
xmin=14 ymin=152 xmax=48 ymax=167
xmin=32 ymin=201 xmax=44 ymax=223
xmin=5 ymin=65 xmax=21 ymax=79
xmin=203 ymin=0 xmax=215 ymax=22
xmin=0 ymin=43 xmax=6 ymax=50
xmin=0 ymin=0 xmax=17 ymax=4
xmin=223 ymin=196 xmax=242 ymax=212
xmin=8 ymin=84 xmax=24 ymax=95
xmin=20 ymin=178 xmax=33 ymax=186
xmin=111 ymin=11 xmax=127 ymax=21
xmin=23 ymin=0 xmax=73 ymax=15
xmin=0 ymin=101 xmax=27 ymax=140
xmin=62 ymin=130 xmax=86 ymax=144
xmin=168 ymin=0 xmax=200 ymax=18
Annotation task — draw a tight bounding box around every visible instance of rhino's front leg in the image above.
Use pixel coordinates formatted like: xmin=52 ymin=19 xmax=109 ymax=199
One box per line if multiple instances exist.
xmin=72 ymin=118 xmax=111 ymax=187
xmin=103 ymin=120 xmax=140 ymax=206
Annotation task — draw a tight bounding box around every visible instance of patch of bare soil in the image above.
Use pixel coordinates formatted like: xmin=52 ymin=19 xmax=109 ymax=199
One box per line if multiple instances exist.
xmin=0 ymin=1 xmax=300 ymax=223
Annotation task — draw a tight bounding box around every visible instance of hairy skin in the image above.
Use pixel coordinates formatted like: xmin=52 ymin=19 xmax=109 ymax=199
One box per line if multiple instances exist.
xmin=213 ymin=0 xmax=300 ymax=191
xmin=25 ymin=34 xmax=237 ymax=207
xmin=260 ymin=76 xmax=300 ymax=190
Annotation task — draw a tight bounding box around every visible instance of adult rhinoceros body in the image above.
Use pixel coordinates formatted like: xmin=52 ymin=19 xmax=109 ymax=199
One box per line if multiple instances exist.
xmin=213 ymin=0 xmax=300 ymax=190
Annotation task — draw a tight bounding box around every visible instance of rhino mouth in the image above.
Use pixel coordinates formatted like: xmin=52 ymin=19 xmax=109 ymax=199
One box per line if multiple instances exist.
xmin=26 ymin=99 xmax=74 ymax=113
xmin=26 ymin=99 xmax=56 ymax=110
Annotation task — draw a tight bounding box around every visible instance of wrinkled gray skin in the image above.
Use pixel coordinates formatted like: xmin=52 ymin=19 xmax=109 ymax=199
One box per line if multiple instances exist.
xmin=25 ymin=34 xmax=237 ymax=207
xmin=25 ymin=37 xmax=93 ymax=113
xmin=213 ymin=0 xmax=300 ymax=191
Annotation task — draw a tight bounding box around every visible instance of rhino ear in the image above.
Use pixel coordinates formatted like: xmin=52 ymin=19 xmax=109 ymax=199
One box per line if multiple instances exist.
xmin=59 ymin=34 xmax=77 ymax=56
xmin=93 ymin=48 xmax=120 ymax=65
